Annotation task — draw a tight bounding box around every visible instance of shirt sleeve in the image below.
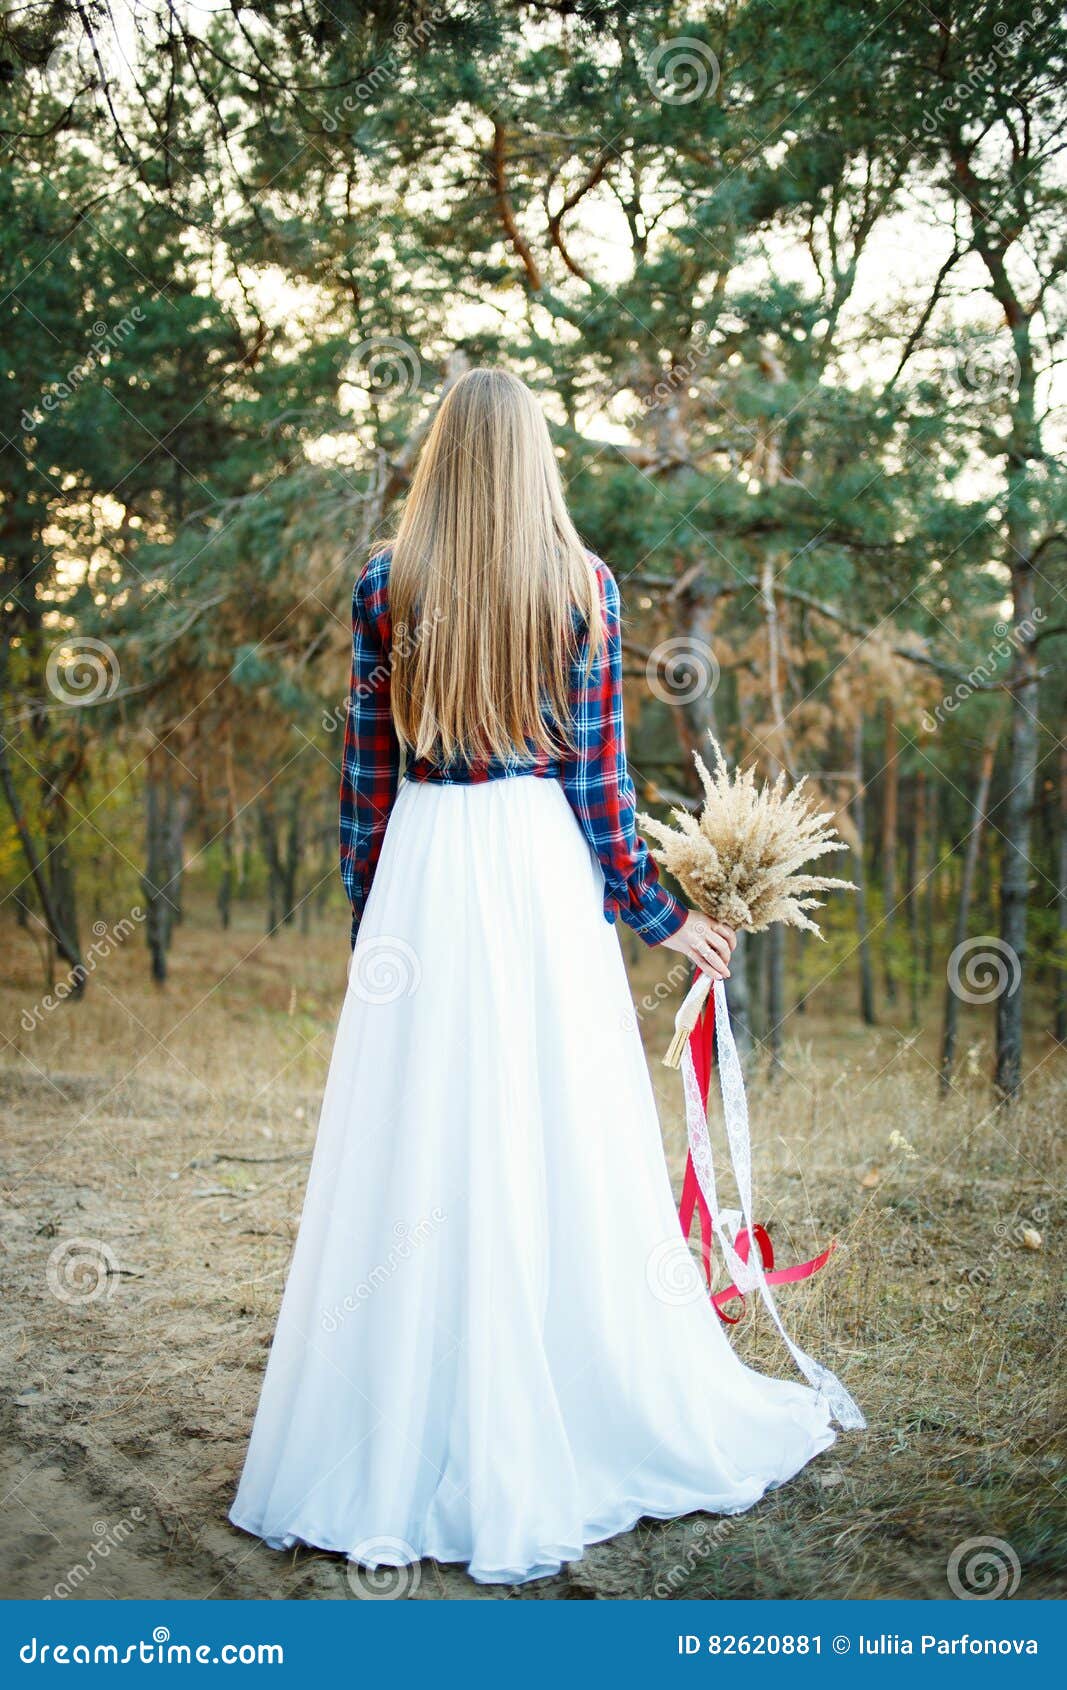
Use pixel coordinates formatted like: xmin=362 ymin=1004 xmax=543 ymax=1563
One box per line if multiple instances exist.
xmin=338 ymin=557 xmax=401 ymax=947
xmin=560 ymin=562 xmax=687 ymax=946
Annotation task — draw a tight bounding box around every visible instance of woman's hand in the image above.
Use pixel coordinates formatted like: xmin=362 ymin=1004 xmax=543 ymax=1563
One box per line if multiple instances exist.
xmin=661 ymin=912 xmax=737 ymax=981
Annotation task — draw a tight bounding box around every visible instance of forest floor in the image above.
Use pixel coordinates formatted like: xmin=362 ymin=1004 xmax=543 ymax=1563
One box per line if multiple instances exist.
xmin=1 ymin=903 xmax=1063 ymax=1602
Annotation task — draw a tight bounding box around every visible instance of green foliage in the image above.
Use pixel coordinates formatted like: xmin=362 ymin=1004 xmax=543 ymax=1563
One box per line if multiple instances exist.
xmin=0 ymin=0 xmax=1063 ymax=1026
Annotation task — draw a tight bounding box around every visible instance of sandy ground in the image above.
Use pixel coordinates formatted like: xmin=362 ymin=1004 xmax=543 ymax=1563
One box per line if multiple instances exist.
xmin=1 ymin=908 xmax=1063 ymax=1600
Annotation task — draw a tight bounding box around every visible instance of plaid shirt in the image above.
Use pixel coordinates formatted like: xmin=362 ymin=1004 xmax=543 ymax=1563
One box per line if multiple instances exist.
xmin=339 ymin=548 xmax=686 ymax=948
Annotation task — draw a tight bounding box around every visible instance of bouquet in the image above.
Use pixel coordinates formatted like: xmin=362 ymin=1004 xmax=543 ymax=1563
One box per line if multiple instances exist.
xmin=639 ymin=737 xmax=865 ymax=1431
xmin=640 ymin=737 xmax=855 ymax=1066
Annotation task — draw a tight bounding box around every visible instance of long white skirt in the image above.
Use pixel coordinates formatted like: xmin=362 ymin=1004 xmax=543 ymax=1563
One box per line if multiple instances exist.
xmin=229 ymin=776 xmax=835 ymax=1584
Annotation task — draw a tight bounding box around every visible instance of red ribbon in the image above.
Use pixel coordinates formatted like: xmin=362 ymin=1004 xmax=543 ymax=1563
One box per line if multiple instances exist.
xmin=677 ymin=981 xmax=837 ymax=1324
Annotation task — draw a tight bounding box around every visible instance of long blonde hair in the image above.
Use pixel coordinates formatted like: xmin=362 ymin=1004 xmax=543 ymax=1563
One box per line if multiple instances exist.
xmin=388 ymin=368 xmax=603 ymax=763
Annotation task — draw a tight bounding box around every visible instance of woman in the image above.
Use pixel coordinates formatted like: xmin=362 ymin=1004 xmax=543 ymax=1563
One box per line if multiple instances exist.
xmin=230 ymin=368 xmax=836 ymax=1585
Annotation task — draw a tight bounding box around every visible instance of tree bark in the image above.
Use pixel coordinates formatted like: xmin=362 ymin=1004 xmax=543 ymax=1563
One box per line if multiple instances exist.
xmin=665 ymin=581 xmax=752 ymax=1061
xmin=0 ymin=731 xmax=84 ymax=982
xmin=142 ymin=750 xmax=177 ymax=983
xmin=994 ymin=565 xmax=1040 ymax=1099
xmin=42 ymin=794 xmax=81 ymax=984
xmin=766 ymin=924 xmax=785 ymax=1078
xmin=908 ymin=768 xmax=927 ymax=1027
xmin=0 ymin=637 xmax=85 ymax=981
xmin=218 ymin=822 xmax=234 ymax=929
xmin=167 ymin=781 xmax=189 ymax=926
xmin=882 ymin=700 xmax=899 ymax=1004
xmin=758 ymin=549 xmax=792 ymax=1069
xmin=281 ymin=787 xmax=302 ymax=925
xmin=727 ymin=930 xmax=755 ymax=1061
xmin=924 ymin=779 xmax=939 ymax=983
xmin=675 ymin=585 xmax=722 ymax=763
xmin=259 ymin=801 xmax=283 ymax=936
xmin=1055 ymin=739 xmax=1067 ymax=1046
xmin=947 ymin=143 xmax=1042 ymax=1100
xmin=852 ymin=717 xmax=876 ymax=1026
xmin=940 ymin=724 xmax=999 ymax=1091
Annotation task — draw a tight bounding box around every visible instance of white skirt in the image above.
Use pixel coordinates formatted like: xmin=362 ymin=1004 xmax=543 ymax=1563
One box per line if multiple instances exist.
xmin=229 ymin=776 xmax=835 ymax=1584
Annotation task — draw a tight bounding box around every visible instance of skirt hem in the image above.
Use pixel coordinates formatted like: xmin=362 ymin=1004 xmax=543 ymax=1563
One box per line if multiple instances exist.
xmin=228 ymin=1424 xmax=836 ymax=1586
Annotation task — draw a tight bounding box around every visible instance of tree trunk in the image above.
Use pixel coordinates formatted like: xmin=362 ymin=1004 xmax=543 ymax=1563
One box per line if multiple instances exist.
xmin=218 ymin=730 xmax=238 ymax=928
xmin=167 ymin=782 xmax=189 ymax=926
xmin=758 ymin=541 xmax=792 ymax=1069
xmin=766 ymin=924 xmax=785 ymax=1077
xmin=218 ymin=822 xmax=234 ymax=929
xmin=853 ymin=718 xmax=876 ymax=1026
xmin=316 ymin=792 xmax=334 ymax=915
xmin=995 ymin=573 xmax=1040 ymax=1098
xmin=726 ymin=930 xmax=755 ymax=1061
xmin=1054 ymin=738 xmax=1067 ymax=1045
xmin=940 ymin=724 xmax=999 ymax=1091
xmin=923 ymin=779 xmax=939 ymax=983
xmin=0 ymin=721 xmax=84 ymax=982
xmin=43 ymin=797 xmax=81 ymax=982
xmin=676 ymin=586 xmax=721 ymax=762
xmin=945 ymin=150 xmax=1041 ymax=1100
xmin=281 ymin=787 xmax=302 ymax=925
xmin=259 ymin=800 xmax=283 ymax=936
xmin=908 ymin=768 xmax=927 ymax=1026
xmin=142 ymin=752 xmax=177 ymax=983
xmin=794 ymin=928 xmax=809 ymax=1015
xmin=669 ymin=580 xmax=751 ymax=1062
xmin=882 ymin=700 xmax=899 ymax=1005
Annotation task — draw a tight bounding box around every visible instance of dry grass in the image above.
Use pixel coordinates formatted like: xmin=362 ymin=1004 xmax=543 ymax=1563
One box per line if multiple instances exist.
xmin=639 ymin=738 xmax=853 ymax=937
xmin=0 ymin=902 xmax=1064 ymax=1600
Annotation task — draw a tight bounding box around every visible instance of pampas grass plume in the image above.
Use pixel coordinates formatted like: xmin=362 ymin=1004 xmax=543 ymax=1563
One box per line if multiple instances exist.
xmin=639 ymin=735 xmax=855 ymax=940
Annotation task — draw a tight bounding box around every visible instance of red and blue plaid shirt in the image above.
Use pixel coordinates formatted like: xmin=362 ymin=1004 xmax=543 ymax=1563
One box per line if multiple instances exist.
xmin=338 ymin=548 xmax=686 ymax=949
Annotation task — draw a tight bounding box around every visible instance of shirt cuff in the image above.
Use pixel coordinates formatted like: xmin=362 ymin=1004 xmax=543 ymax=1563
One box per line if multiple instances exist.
xmin=615 ymin=883 xmax=687 ymax=946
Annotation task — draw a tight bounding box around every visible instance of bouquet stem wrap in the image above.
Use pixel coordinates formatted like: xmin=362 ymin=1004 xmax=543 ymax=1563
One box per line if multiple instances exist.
xmin=676 ymin=976 xmax=866 ymax=1431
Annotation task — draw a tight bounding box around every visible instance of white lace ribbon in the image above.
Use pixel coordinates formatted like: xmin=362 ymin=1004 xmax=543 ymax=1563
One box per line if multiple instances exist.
xmin=680 ymin=977 xmax=865 ymax=1431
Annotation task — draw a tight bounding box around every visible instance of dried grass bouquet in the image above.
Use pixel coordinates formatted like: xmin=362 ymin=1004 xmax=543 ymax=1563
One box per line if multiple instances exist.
xmin=639 ymin=736 xmax=855 ymax=1065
